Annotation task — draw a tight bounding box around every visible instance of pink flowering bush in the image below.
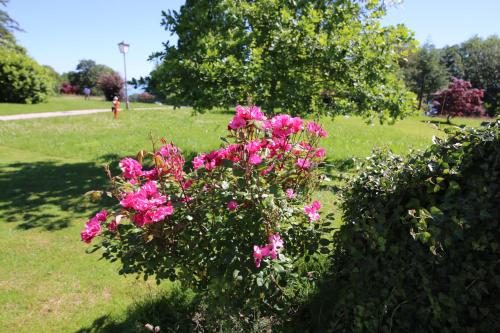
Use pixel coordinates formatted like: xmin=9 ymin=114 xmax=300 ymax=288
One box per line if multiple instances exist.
xmin=82 ymin=106 xmax=331 ymax=312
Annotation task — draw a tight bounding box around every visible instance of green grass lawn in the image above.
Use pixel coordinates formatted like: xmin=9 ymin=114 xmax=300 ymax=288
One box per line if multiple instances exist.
xmin=0 ymin=108 xmax=485 ymax=332
xmin=0 ymin=95 xmax=159 ymax=116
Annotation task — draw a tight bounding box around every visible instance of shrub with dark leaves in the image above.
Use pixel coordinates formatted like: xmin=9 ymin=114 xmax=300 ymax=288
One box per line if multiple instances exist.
xmin=300 ymin=120 xmax=500 ymax=332
xmin=97 ymin=72 xmax=124 ymax=101
xmin=433 ymin=78 xmax=485 ymax=122
xmin=59 ymin=82 xmax=78 ymax=94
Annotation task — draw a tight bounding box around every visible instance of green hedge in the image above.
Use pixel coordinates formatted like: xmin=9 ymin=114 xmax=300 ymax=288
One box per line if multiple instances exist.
xmin=304 ymin=120 xmax=500 ymax=332
xmin=0 ymin=47 xmax=54 ymax=103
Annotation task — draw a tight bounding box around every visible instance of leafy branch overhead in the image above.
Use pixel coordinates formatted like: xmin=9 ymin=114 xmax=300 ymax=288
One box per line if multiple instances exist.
xmin=148 ymin=0 xmax=416 ymax=121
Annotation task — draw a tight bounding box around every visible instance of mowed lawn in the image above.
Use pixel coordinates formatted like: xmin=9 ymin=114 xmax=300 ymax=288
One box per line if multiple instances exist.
xmin=0 ymin=95 xmax=158 ymax=116
xmin=0 ymin=107 xmax=485 ymax=332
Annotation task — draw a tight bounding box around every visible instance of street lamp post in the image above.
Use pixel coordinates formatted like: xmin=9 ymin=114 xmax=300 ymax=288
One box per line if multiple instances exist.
xmin=118 ymin=41 xmax=130 ymax=110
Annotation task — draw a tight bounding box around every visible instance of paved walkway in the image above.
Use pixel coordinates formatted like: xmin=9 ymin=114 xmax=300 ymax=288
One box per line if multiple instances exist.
xmin=0 ymin=107 xmax=168 ymax=121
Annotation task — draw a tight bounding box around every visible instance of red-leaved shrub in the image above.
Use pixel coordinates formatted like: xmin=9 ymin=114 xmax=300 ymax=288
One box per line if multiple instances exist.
xmin=97 ymin=72 xmax=124 ymax=101
xmin=59 ymin=82 xmax=78 ymax=94
xmin=432 ymin=78 xmax=485 ymax=122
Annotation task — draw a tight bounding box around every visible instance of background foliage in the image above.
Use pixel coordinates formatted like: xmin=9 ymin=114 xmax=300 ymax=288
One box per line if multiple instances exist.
xmin=0 ymin=46 xmax=55 ymax=103
xmin=401 ymin=43 xmax=449 ymax=109
xmin=432 ymin=77 xmax=484 ymax=123
xmin=0 ymin=0 xmax=54 ymax=104
xmin=64 ymin=59 xmax=117 ymax=95
xmin=402 ymin=35 xmax=500 ymax=116
xmin=97 ymin=71 xmax=124 ymax=101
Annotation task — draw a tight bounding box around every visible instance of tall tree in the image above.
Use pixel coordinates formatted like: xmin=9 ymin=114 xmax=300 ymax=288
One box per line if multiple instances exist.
xmin=0 ymin=1 xmax=54 ymax=103
xmin=440 ymin=45 xmax=465 ymax=78
xmin=460 ymin=36 xmax=500 ymax=116
xmin=66 ymin=59 xmax=116 ymax=94
xmin=402 ymin=43 xmax=449 ymax=110
xmin=150 ymin=0 xmax=415 ymax=121
xmin=0 ymin=0 xmax=20 ymax=40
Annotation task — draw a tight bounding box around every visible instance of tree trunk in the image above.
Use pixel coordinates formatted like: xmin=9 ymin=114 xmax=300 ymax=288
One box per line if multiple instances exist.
xmin=418 ymin=78 xmax=425 ymax=110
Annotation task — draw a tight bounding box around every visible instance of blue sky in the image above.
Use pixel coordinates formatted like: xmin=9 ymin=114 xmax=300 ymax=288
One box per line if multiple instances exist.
xmin=7 ymin=0 xmax=500 ymax=79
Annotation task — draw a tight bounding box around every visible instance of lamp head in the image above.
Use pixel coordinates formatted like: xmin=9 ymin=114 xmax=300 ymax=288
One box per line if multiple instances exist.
xmin=118 ymin=41 xmax=130 ymax=54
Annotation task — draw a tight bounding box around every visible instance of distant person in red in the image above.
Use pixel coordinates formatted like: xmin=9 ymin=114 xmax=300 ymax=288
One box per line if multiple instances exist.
xmin=112 ymin=96 xmax=120 ymax=120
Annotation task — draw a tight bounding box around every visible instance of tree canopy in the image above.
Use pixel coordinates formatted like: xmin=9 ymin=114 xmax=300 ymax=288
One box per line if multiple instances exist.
xmin=65 ymin=59 xmax=116 ymax=95
xmin=401 ymin=43 xmax=449 ymax=109
xmin=432 ymin=77 xmax=484 ymax=123
xmin=148 ymin=0 xmax=416 ymax=121
xmin=0 ymin=0 xmax=21 ymax=41
xmin=459 ymin=36 xmax=500 ymax=116
xmin=0 ymin=0 xmax=55 ymax=103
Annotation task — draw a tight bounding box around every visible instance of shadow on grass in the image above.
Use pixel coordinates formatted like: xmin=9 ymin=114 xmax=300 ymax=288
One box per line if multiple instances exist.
xmin=0 ymin=160 xmax=107 ymax=231
xmin=420 ymin=119 xmax=452 ymax=126
xmin=75 ymin=288 xmax=197 ymax=333
xmin=323 ymin=157 xmax=357 ymax=174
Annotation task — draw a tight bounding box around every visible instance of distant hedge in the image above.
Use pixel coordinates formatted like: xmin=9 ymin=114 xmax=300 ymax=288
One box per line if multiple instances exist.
xmin=307 ymin=121 xmax=500 ymax=332
xmin=0 ymin=47 xmax=54 ymax=103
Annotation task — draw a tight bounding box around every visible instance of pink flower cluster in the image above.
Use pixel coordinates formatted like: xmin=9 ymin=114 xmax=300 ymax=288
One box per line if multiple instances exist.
xmin=227 ymin=200 xmax=238 ymax=211
xmin=267 ymin=114 xmax=303 ymax=138
xmin=80 ymin=210 xmax=108 ymax=243
xmin=120 ymin=181 xmax=173 ymax=227
xmin=228 ymin=105 xmax=267 ymax=130
xmin=253 ymin=233 xmax=284 ymax=268
xmin=193 ymin=148 xmax=227 ymax=171
xmin=194 ymin=112 xmax=328 ymax=172
xmin=304 ymin=201 xmax=321 ymax=222
xmin=82 ymin=106 xmax=329 ymax=277
xmin=306 ymin=121 xmax=328 ymax=137
xmin=120 ymin=158 xmax=143 ymax=179
xmin=119 ymin=143 xmax=185 ymax=182
xmin=156 ymin=143 xmax=185 ymax=181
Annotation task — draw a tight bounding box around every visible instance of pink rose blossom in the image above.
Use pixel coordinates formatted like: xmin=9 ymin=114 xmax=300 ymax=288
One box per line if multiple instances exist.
xmin=133 ymin=202 xmax=174 ymax=227
xmin=225 ymin=144 xmax=242 ymax=162
xmin=248 ymin=154 xmax=262 ymax=165
xmin=197 ymin=149 xmax=226 ymax=171
xmin=249 ymin=106 xmax=267 ymax=121
xmin=119 ymin=158 xmax=143 ymax=179
xmin=94 ymin=210 xmax=108 ymax=222
xmin=267 ymin=138 xmax=292 ymax=159
xmin=120 ymin=181 xmax=166 ymax=212
xmin=80 ymin=219 xmax=101 ymax=243
xmin=306 ymin=121 xmax=328 ymax=137
xmin=245 ymin=140 xmax=262 ymax=154
xmin=304 ymin=200 xmax=321 ymax=222
xmin=253 ymin=233 xmax=285 ymax=267
xmin=228 ymin=116 xmax=246 ymax=130
xmin=157 ymin=143 xmax=180 ymax=157
xmin=253 ymin=245 xmax=270 ymax=268
xmin=155 ymin=143 xmax=185 ymax=180
xmin=296 ymin=158 xmax=311 ymax=170
xmin=268 ymin=233 xmax=284 ymax=259
xmin=192 ymin=154 xmax=206 ymax=170
xmin=236 ymin=105 xmax=266 ymax=121
xmin=315 ymin=147 xmax=326 ymax=158
xmin=286 ymin=188 xmax=296 ymax=199
xmin=269 ymin=115 xmax=303 ymax=138
xmin=227 ymin=200 xmax=238 ymax=211
xmin=108 ymin=220 xmax=118 ymax=232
